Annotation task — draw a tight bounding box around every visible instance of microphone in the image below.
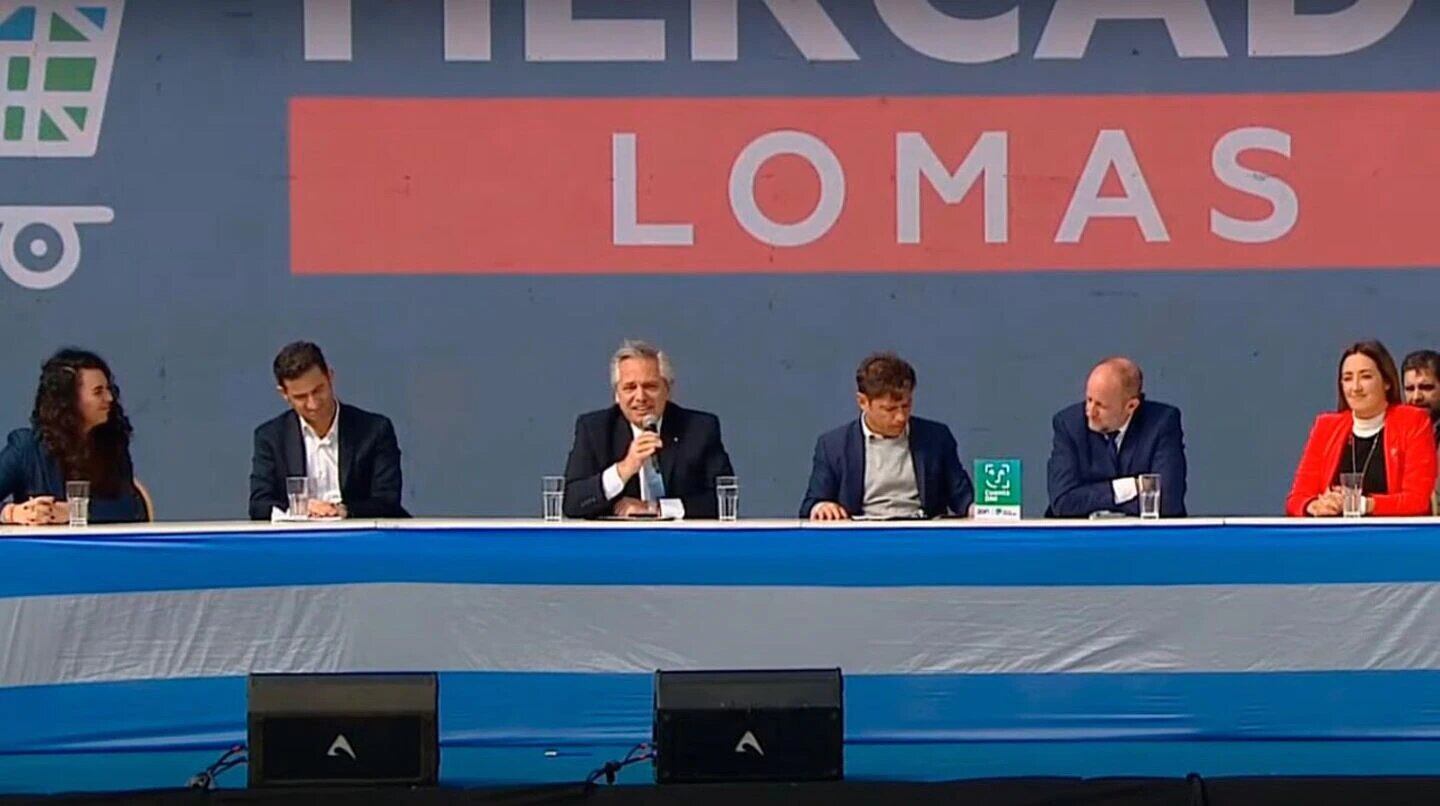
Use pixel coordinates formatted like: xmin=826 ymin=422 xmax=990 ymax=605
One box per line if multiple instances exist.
xmin=641 ymin=414 xmax=660 ymax=467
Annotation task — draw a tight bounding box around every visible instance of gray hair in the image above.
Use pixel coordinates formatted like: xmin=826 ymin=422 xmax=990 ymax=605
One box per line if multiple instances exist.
xmin=610 ymin=340 xmax=675 ymax=388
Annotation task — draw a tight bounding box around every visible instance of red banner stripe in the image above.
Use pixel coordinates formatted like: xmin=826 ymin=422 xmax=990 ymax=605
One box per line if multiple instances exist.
xmin=290 ymin=94 xmax=1440 ymax=274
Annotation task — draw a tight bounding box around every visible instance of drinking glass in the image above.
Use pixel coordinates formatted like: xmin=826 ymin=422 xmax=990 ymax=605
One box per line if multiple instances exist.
xmin=286 ymin=476 xmax=312 ymax=519
xmin=65 ymin=480 xmax=90 ymax=527
xmin=1340 ymin=472 xmax=1365 ymax=518
xmin=542 ymin=476 xmax=565 ymax=522
xmin=1137 ymin=474 xmax=1161 ymax=520
xmin=716 ymin=476 xmax=739 ymax=522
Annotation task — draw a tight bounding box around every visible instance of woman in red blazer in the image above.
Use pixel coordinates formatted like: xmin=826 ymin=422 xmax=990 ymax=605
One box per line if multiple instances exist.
xmin=1287 ymin=340 xmax=1438 ymax=517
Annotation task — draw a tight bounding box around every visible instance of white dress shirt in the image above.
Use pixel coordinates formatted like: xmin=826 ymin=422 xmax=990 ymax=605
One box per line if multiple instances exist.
xmin=601 ymin=419 xmax=685 ymax=519
xmin=301 ymin=407 xmax=342 ymax=504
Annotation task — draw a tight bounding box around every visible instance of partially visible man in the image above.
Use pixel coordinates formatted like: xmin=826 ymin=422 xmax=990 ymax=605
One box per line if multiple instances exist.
xmin=1402 ymin=349 xmax=1440 ymax=510
xmin=800 ymin=353 xmax=973 ymax=521
xmin=563 ymin=340 xmax=734 ymax=519
xmin=249 ymin=342 xmax=408 ymax=520
xmin=1402 ymin=350 xmax=1440 ymax=438
xmin=1046 ymin=357 xmax=1187 ymax=518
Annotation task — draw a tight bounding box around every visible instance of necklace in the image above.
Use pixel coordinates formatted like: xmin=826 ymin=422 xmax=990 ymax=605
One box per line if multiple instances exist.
xmin=1348 ymin=431 xmax=1382 ymax=484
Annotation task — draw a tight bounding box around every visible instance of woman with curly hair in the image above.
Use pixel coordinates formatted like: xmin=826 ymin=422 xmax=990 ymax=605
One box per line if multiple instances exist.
xmin=0 ymin=349 xmax=147 ymax=525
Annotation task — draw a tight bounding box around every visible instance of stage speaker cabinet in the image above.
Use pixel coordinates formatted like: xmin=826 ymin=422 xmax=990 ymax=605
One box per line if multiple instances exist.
xmin=247 ymin=673 xmax=438 ymax=788
xmin=653 ymin=668 xmax=843 ymax=784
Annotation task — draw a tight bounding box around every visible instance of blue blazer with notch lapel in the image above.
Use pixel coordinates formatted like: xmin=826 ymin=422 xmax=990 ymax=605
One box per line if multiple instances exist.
xmin=799 ymin=416 xmax=974 ymax=518
xmin=248 ymin=403 xmax=408 ymax=520
xmin=562 ymin=402 xmax=734 ymax=519
xmin=1046 ymin=399 xmax=1187 ymax=518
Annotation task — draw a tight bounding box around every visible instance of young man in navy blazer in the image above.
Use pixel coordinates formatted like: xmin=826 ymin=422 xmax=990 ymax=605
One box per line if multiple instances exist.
xmin=563 ymin=340 xmax=734 ymax=520
xmin=249 ymin=342 xmax=408 ymax=520
xmin=1046 ymin=357 xmax=1187 ymax=518
xmin=800 ymin=353 xmax=973 ymax=520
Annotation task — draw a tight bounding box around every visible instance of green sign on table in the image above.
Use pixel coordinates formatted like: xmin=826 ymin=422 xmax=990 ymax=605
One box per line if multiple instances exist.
xmin=974 ymin=459 xmax=1022 ymax=520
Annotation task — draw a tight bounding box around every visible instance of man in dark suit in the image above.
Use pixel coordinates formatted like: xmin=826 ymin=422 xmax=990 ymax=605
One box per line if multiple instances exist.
xmin=1046 ymin=356 xmax=1186 ymax=518
xmin=249 ymin=341 xmax=408 ymax=520
xmin=563 ymin=340 xmax=734 ymax=519
xmin=801 ymin=353 xmax=973 ymax=520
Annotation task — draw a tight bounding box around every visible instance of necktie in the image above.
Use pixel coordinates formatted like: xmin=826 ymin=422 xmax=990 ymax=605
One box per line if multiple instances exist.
xmin=1104 ymin=431 xmax=1121 ymax=466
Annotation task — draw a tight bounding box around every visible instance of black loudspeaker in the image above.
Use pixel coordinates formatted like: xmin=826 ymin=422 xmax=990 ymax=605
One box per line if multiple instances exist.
xmin=653 ymin=668 xmax=843 ymax=784
xmin=247 ymin=673 xmax=438 ymax=788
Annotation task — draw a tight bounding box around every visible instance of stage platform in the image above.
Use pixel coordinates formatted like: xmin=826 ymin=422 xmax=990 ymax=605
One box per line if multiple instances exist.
xmin=5 ymin=518 xmax=1440 ymax=795
xmin=11 ymin=777 xmax=1440 ymax=806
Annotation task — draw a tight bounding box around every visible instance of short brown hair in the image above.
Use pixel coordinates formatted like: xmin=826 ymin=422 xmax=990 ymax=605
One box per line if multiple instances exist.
xmin=1336 ymin=340 xmax=1401 ymax=412
xmin=856 ymin=352 xmax=916 ymax=398
xmin=273 ymin=341 xmax=329 ymax=385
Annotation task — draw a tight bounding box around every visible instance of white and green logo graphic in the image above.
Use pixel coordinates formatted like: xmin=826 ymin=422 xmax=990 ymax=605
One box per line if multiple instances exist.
xmin=0 ymin=1 xmax=122 ymax=289
xmin=1 ymin=0 xmax=123 ymax=156
xmin=974 ymin=459 xmax=1021 ymax=521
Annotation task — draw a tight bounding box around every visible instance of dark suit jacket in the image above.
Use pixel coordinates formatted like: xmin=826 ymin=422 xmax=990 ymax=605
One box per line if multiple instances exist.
xmin=563 ymin=402 xmax=734 ymax=519
xmin=0 ymin=428 xmax=147 ymax=523
xmin=248 ymin=403 xmax=408 ymax=520
xmin=1046 ymin=399 xmax=1187 ymax=518
xmin=799 ymin=417 xmax=974 ymax=519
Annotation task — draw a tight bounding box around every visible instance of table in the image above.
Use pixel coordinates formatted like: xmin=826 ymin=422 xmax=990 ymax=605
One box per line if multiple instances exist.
xmin=5 ymin=518 xmax=1440 ymax=794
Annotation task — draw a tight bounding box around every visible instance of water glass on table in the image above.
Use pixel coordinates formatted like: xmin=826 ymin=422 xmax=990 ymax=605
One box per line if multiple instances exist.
xmin=286 ymin=476 xmax=312 ymax=520
xmin=1340 ymin=472 xmax=1365 ymax=518
xmin=542 ymin=476 xmax=565 ymax=522
xmin=65 ymin=480 xmax=90 ymax=527
xmin=716 ymin=476 xmax=739 ymax=522
xmin=1137 ymin=474 xmax=1161 ymax=520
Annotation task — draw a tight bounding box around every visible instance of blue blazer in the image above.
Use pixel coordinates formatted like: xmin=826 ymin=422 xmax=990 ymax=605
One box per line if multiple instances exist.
xmin=1046 ymin=399 xmax=1188 ymax=518
xmin=0 ymin=428 xmax=147 ymax=523
xmin=800 ymin=417 xmax=974 ymax=518
xmin=248 ymin=404 xmax=408 ymax=520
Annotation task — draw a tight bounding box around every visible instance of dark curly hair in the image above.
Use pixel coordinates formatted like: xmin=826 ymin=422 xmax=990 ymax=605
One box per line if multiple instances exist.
xmin=31 ymin=349 xmax=133 ymax=496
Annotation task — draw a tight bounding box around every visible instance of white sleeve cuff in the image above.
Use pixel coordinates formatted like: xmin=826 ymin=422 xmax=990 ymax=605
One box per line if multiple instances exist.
xmin=601 ymin=465 xmax=625 ymax=501
xmin=659 ymin=498 xmax=686 ymax=520
xmin=1112 ymin=477 xmax=1139 ymax=505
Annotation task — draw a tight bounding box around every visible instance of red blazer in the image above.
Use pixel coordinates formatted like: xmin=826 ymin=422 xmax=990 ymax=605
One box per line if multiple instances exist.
xmin=1286 ymin=404 xmax=1437 ymax=517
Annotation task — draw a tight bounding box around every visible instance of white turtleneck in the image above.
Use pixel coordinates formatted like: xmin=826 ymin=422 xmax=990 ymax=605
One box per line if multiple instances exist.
xmin=1352 ymin=410 xmax=1386 ymax=438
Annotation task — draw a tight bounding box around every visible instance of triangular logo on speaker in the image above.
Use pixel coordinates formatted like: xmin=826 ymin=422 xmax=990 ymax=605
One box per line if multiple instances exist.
xmin=734 ymin=730 xmax=764 ymax=756
xmin=327 ymin=733 xmax=357 ymax=760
